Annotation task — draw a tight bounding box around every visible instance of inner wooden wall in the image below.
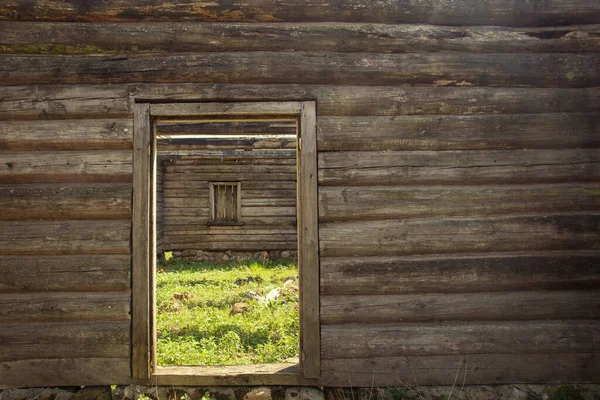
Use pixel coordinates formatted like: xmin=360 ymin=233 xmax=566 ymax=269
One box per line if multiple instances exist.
xmin=159 ymin=155 xmax=297 ymax=252
xmin=1 ymin=0 xmax=599 ymax=388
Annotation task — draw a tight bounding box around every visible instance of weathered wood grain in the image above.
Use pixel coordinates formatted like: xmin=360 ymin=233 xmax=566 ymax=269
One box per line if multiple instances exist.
xmin=2 ymin=53 xmax=598 ymax=88
xmin=132 ymin=102 xmax=150 ymax=380
xmin=0 ymin=151 xmax=132 ymax=183
xmin=0 ymin=291 xmax=130 ymax=322
xmin=161 ymin=157 xmax=297 ymax=166
xmin=0 ymin=321 xmax=130 ymax=362
xmin=159 ymin=138 xmax=296 ymax=151
xmin=0 ymin=183 xmax=131 ymax=220
xmin=162 ymin=216 xmax=296 ymax=226
xmin=320 ymin=252 xmax=600 ymax=295
xmin=317 ymin=113 xmax=600 ymax=151
xmin=0 ymin=220 xmax=131 ymax=255
xmin=0 ymin=254 xmax=130 ymax=293
xmin=0 ymin=119 xmax=132 ymax=151
xmin=2 ymin=22 xmax=599 ymax=54
xmin=321 ymin=290 xmax=600 ymax=324
xmin=321 ymin=321 xmax=600 ymax=359
xmin=4 ymin=84 xmax=600 ymax=119
xmin=1 ymin=0 xmax=598 ymax=26
xmin=163 ymin=164 xmax=296 ymax=174
xmin=154 ymin=363 xmax=316 ymax=386
xmin=318 ymin=149 xmax=600 ymax=186
xmin=319 ymin=184 xmax=600 ymax=222
xmin=156 ymin=120 xmax=296 ymax=135
xmin=163 ymin=180 xmax=296 ymax=190
xmin=0 ymin=358 xmax=130 ymax=388
xmin=161 ymin=241 xmax=296 ymax=251
xmin=320 ymin=353 xmax=599 ymax=386
xmin=319 ymin=214 xmax=600 ymax=257
xmin=0 ymin=84 xmax=129 ymax=120
xmin=163 ymin=172 xmax=296 ymax=182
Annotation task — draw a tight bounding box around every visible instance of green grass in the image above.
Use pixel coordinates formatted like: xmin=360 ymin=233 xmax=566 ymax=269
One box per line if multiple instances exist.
xmin=156 ymin=258 xmax=299 ymax=366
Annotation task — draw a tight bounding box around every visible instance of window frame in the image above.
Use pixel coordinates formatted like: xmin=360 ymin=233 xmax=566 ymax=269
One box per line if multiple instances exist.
xmin=208 ymin=181 xmax=242 ymax=225
xmin=132 ymin=101 xmax=319 ymax=385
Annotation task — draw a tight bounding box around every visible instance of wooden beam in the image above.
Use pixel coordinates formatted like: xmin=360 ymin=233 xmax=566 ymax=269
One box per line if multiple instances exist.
xmin=321 ymin=320 xmax=600 ymax=359
xmin=0 ymin=183 xmax=131 ymax=220
xmin=0 ymin=254 xmax=130 ymax=293
xmin=153 ymin=364 xmax=317 ymax=386
xmin=321 ymin=290 xmax=600 ymax=324
xmin=319 ymin=214 xmax=600 ymax=257
xmin=2 ymin=53 xmax=598 ymax=87
xmin=4 ymin=84 xmax=600 ymax=119
xmin=132 ymin=102 xmax=151 ymax=380
xmin=318 ymin=149 xmax=600 ymax=186
xmin=0 ymin=291 xmax=130 ymax=322
xmin=320 ymin=353 xmax=599 ymax=386
xmin=0 ymin=119 xmax=132 ymax=151
xmin=0 ymin=220 xmax=131 ymax=255
xmin=317 ymin=113 xmax=600 ymax=151
xmin=0 ymin=358 xmax=130 ymax=389
xmin=0 ymin=151 xmax=132 ymax=184
xmin=318 ymin=184 xmax=600 ymax=222
xmin=0 ymin=321 xmax=130 ymax=362
xmin=1 ymin=22 xmax=599 ymax=54
xmin=1 ymin=0 xmax=598 ymax=26
xmin=320 ymin=252 xmax=600 ymax=295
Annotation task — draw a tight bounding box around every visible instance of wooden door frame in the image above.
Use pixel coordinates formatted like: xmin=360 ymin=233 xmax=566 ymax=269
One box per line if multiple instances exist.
xmin=132 ymin=101 xmax=319 ymax=385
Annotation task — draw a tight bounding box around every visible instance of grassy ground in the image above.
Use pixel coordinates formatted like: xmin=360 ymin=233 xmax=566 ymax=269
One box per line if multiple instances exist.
xmin=156 ymin=258 xmax=299 ymax=366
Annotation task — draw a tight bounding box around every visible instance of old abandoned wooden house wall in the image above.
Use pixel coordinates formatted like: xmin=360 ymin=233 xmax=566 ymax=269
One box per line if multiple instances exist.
xmin=159 ymin=155 xmax=297 ymax=252
xmin=1 ymin=0 xmax=599 ymax=388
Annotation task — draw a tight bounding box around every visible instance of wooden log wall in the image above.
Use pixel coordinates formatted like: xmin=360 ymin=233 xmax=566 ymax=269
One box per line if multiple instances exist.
xmin=159 ymin=155 xmax=297 ymax=252
xmin=0 ymin=0 xmax=599 ymax=387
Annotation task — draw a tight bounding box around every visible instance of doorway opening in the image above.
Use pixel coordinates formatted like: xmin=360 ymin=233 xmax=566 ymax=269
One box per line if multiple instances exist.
xmin=132 ymin=102 xmax=319 ymax=384
xmin=155 ymin=119 xmax=299 ymax=367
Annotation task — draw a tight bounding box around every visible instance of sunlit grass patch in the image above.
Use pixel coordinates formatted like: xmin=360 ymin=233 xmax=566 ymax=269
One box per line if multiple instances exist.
xmin=156 ymin=258 xmax=299 ymax=366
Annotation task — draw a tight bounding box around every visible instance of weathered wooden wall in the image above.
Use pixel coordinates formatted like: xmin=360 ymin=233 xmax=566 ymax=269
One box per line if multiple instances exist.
xmin=159 ymin=155 xmax=297 ymax=252
xmin=0 ymin=0 xmax=599 ymax=388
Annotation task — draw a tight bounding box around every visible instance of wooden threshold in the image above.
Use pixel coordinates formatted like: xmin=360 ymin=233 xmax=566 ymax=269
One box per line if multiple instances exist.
xmin=151 ymin=363 xmax=318 ymax=386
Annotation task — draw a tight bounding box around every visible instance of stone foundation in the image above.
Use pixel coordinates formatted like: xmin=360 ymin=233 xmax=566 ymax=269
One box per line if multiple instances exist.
xmin=166 ymin=250 xmax=298 ymax=263
xmin=1 ymin=385 xmax=599 ymax=400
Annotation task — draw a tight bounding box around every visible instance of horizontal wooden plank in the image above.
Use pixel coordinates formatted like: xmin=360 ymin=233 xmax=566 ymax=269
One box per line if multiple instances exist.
xmin=317 ymin=113 xmax=600 ymax=151
xmin=162 ymin=189 xmax=296 ymax=200
xmin=154 ymin=363 xmax=315 ymax=386
xmin=163 ymin=180 xmax=296 ymax=190
xmin=0 ymin=151 xmax=132 ymax=183
xmin=156 ymin=120 xmax=296 ymax=135
xmin=0 ymin=119 xmax=132 ymax=151
xmin=158 ymin=138 xmax=296 ymax=151
xmin=0 ymin=358 xmax=130 ymax=388
xmin=318 ymin=149 xmax=600 ymax=186
xmin=162 ymin=233 xmax=297 ymax=243
xmin=321 ymin=290 xmax=600 ymax=324
xmin=162 ymin=216 xmax=296 ymax=226
xmin=0 ymin=321 xmax=130 ymax=362
xmin=161 ymin=241 xmax=296 ymax=251
xmin=318 ymin=184 xmax=600 ymax=222
xmin=151 ymin=102 xmax=303 ymax=116
xmin=161 ymin=156 xmax=296 ymax=166
xmin=319 ymin=214 xmax=600 ymax=257
xmin=2 ymin=53 xmax=598 ymax=87
xmin=163 ymin=172 xmax=295 ymax=182
xmin=163 ymin=164 xmax=296 ymax=174
xmin=0 ymin=84 xmax=129 ymax=120
xmin=0 ymin=183 xmax=131 ymax=220
xmin=4 ymin=84 xmax=600 ymax=119
xmin=0 ymin=291 xmax=130 ymax=322
xmin=0 ymin=254 xmax=130 ymax=293
xmin=321 ymin=320 xmax=600 ymax=359
xmin=2 ymin=22 xmax=599 ymax=54
xmin=0 ymin=220 xmax=131 ymax=255
xmin=1 ymin=1 xmax=598 ymax=26
xmin=320 ymin=353 xmax=600 ymax=386
xmin=321 ymin=252 xmax=600 ymax=295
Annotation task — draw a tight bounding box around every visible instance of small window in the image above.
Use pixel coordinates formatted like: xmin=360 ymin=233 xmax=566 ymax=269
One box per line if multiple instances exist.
xmin=209 ymin=182 xmax=241 ymax=224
